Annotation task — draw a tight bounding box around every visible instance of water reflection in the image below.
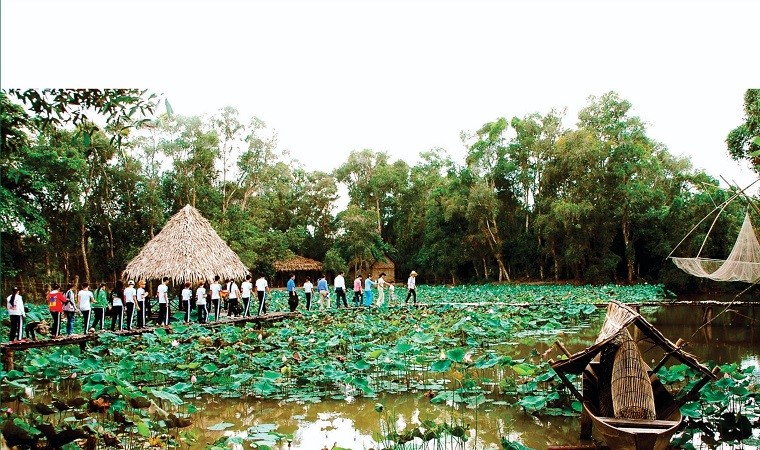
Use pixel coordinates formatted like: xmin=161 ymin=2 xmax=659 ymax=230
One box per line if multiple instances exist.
xmin=194 ymin=394 xmax=580 ymax=450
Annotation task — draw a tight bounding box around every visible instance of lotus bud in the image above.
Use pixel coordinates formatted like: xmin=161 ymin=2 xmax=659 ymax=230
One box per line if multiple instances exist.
xmin=70 ymin=372 xmax=77 ymax=379
xmin=4 ymin=407 xmax=13 ymax=414
xmin=258 ymin=333 xmax=263 ymax=340
xmin=288 ymin=337 xmax=293 ymax=343
xmin=439 ymin=351 xmax=446 ymax=360
xmin=24 ymin=387 xmax=33 ymax=398
xmin=190 ymin=375 xmax=197 ymax=383
xmin=282 ymin=355 xmax=288 ymax=362
xmin=171 ymin=340 xmax=179 ymax=347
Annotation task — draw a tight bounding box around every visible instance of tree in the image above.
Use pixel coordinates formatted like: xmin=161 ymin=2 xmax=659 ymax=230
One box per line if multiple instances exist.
xmin=463 ymin=118 xmax=512 ymax=282
xmin=237 ymin=117 xmax=280 ymax=212
xmin=727 ymin=89 xmax=760 ymax=172
xmin=6 ymin=89 xmax=158 ymax=146
xmin=158 ymin=115 xmax=220 ymax=214
xmin=334 ymin=149 xmax=409 ymax=236
xmin=577 ymin=92 xmax=664 ymax=282
xmin=210 ymin=106 xmax=245 ymax=214
xmin=333 ymin=205 xmax=386 ymax=275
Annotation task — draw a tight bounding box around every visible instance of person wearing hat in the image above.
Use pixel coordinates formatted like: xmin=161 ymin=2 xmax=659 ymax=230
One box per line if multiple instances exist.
xmin=6 ymin=287 xmax=25 ymax=341
xmin=405 ymin=271 xmax=418 ymax=305
xmin=123 ymin=280 xmax=137 ymax=330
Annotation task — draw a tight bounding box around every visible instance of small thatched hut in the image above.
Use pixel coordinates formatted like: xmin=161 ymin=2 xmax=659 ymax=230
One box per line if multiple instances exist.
xmin=122 ymin=205 xmax=250 ymax=284
xmin=273 ymin=255 xmax=323 ymax=287
xmin=349 ymin=255 xmax=395 ymax=283
xmin=370 ymin=255 xmax=395 ymax=283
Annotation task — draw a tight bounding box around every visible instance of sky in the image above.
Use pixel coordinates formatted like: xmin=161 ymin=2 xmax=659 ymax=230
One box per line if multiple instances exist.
xmin=2 ymin=0 xmax=759 ymax=188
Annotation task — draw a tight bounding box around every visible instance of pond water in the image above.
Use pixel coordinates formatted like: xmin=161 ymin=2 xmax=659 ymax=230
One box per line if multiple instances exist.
xmin=189 ymin=304 xmax=759 ymax=450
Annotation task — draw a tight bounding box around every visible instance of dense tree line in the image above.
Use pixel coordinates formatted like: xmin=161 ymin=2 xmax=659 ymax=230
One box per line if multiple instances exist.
xmin=2 ymin=89 xmax=757 ymax=297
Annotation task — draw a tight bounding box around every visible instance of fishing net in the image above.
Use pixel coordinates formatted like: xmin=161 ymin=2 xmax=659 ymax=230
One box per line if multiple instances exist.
xmin=671 ymin=212 xmax=760 ymax=283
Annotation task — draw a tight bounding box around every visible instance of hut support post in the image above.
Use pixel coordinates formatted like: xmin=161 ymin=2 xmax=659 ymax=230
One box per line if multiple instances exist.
xmin=660 ymin=366 xmax=721 ymax=419
xmin=651 ymin=338 xmax=686 ymax=374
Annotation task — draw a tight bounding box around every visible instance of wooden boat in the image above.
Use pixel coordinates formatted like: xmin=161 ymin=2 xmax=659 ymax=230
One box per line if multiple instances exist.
xmin=550 ymin=301 xmax=719 ymax=450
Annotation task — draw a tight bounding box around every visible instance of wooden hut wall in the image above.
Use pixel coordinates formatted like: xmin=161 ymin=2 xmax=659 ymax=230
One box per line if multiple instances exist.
xmin=371 ymin=262 xmax=395 ymax=283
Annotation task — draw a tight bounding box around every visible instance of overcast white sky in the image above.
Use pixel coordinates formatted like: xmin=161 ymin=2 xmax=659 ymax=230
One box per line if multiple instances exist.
xmin=2 ymin=0 xmax=759 ymax=188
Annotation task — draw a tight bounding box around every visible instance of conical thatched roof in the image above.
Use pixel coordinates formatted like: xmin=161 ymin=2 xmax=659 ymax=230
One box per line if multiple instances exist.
xmin=273 ymin=255 xmax=323 ymax=272
xmin=122 ymin=205 xmax=249 ymax=284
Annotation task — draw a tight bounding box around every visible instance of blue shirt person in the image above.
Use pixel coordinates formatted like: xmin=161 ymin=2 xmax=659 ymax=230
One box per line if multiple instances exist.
xmin=286 ymin=274 xmax=299 ymax=312
xmin=364 ymin=276 xmax=376 ymax=307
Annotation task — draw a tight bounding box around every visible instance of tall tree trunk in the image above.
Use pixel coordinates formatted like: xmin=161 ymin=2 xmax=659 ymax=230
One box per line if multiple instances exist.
xmin=622 ymin=208 xmax=634 ymax=282
xmin=80 ymin=219 xmax=90 ymax=282
xmin=551 ymin=242 xmax=559 ymax=281
xmin=495 ymin=254 xmax=511 ymax=282
xmin=538 ymin=234 xmax=545 ymax=280
xmin=107 ymin=222 xmax=116 ymax=281
xmin=375 ymin=197 xmax=382 ymax=235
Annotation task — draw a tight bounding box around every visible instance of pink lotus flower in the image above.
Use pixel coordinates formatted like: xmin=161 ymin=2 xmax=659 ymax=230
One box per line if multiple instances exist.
xmin=171 ymin=340 xmax=179 ymax=347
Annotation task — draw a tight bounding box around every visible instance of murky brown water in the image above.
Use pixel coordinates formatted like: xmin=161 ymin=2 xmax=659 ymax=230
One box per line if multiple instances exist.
xmin=188 ymin=304 xmax=759 ymax=450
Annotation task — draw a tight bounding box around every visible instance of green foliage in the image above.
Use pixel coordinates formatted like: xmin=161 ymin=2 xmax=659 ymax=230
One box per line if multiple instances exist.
xmin=1 ymin=88 xmax=754 ymax=297
xmin=727 ymin=89 xmax=760 ymax=172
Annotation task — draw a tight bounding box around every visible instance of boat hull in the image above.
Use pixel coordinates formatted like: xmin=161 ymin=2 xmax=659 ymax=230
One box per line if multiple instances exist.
xmin=584 ymin=402 xmax=682 ymax=450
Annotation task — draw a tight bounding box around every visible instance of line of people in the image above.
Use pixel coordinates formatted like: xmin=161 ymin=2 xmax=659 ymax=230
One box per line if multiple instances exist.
xmin=299 ymin=270 xmax=418 ymax=310
xmin=5 ymin=270 xmax=419 ymax=341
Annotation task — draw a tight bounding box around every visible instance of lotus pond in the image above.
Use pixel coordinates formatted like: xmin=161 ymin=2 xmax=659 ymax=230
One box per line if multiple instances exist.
xmin=1 ymin=283 xmax=758 ymax=450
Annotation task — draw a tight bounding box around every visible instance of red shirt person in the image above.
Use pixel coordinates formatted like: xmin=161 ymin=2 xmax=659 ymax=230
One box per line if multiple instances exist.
xmin=47 ymin=282 xmax=66 ymax=337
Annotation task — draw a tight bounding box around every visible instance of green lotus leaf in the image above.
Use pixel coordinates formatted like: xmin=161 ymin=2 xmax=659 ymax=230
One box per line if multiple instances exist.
xmin=201 ymin=363 xmax=219 ymax=373
xmin=446 ymin=348 xmax=465 ymax=362
xmin=430 ymin=360 xmax=451 ymax=372
xmin=411 ymin=332 xmax=434 ymax=344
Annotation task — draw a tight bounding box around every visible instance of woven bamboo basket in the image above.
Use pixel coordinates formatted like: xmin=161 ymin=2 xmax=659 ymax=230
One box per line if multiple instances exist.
xmin=610 ymin=329 xmax=656 ymax=420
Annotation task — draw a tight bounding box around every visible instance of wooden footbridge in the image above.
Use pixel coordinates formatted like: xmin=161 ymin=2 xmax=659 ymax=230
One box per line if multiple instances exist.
xmin=0 ymin=312 xmax=298 ymax=371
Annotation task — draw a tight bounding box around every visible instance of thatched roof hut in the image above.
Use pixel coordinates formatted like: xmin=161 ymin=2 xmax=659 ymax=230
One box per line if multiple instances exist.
xmin=273 ymin=255 xmax=322 ymax=286
xmin=122 ymin=205 xmax=249 ymax=284
xmin=274 ymin=255 xmax=323 ymax=272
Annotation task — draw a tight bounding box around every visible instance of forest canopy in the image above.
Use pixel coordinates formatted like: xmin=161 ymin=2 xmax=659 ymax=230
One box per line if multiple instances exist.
xmin=1 ymin=88 xmax=756 ymax=296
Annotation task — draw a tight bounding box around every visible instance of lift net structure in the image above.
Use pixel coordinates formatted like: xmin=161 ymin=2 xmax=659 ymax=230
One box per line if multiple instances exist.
xmin=671 ymin=211 xmax=760 ymax=283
